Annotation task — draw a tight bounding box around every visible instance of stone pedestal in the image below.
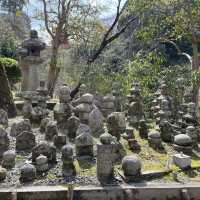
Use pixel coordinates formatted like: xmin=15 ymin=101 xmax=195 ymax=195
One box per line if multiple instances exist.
xmin=20 ymin=57 xmax=42 ymax=92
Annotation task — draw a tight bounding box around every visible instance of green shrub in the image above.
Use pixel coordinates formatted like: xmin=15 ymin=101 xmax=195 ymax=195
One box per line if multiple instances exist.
xmin=0 ymin=57 xmax=21 ymax=83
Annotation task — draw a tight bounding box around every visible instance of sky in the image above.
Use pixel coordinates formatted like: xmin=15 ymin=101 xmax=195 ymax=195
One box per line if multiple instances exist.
xmin=24 ymin=0 xmax=124 ymax=43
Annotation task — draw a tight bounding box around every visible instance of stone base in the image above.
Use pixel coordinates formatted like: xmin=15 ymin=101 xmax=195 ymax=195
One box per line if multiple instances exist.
xmin=173 ymin=144 xmax=193 ymax=154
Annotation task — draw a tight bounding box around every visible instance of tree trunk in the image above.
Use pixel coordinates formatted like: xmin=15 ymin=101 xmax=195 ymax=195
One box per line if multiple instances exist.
xmin=47 ymin=42 xmax=60 ymax=97
xmin=191 ymin=32 xmax=199 ymax=109
xmin=0 ymin=65 xmax=17 ymax=118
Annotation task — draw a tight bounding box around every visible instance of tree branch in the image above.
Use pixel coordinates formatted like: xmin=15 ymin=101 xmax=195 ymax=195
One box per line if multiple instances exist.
xmin=88 ymin=15 xmax=138 ymax=64
xmin=42 ymin=0 xmax=54 ymax=39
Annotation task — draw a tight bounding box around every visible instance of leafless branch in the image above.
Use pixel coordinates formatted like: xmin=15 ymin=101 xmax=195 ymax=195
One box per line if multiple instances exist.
xmin=42 ymin=0 xmax=54 ymax=39
xmin=88 ymin=14 xmax=138 ymax=64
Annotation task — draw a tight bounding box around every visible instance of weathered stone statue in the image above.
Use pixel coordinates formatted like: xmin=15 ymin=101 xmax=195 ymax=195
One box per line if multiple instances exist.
xmin=16 ymin=131 xmax=36 ymax=152
xmin=10 ymin=119 xmax=32 ymax=137
xmin=0 ymin=109 xmax=8 ymax=128
xmin=101 ymin=94 xmax=115 ymax=118
xmin=122 ymin=155 xmax=142 ymax=182
xmin=45 ymin=121 xmax=58 ymax=141
xmin=148 ymin=130 xmax=163 ymax=149
xmin=127 ymin=82 xmax=144 ymax=127
xmin=20 ymin=163 xmax=36 ymax=183
xmin=107 ymin=112 xmax=126 ymax=141
xmin=75 ymin=93 xmax=94 ymax=124
xmin=159 ymin=120 xmax=173 ymax=142
xmin=89 ymin=106 xmax=104 ymax=137
xmin=67 ymin=114 xmax=80 ymax=139
xmin=97 ymin=133 xmax=116 ymax=184
xmin=1 ymin=150 xmax=16 ymax=169
xmin=61 ymin=144 xmax=76 ymax=177
xmin=32 ymin=142 xmax=57 ymax=164
xmin=54 ymin=84 xmax=73 ymax=131
xmin=36 ymin=155 xmax=48 ymax=173
xmin=18 ymin=30 xmax=46 ymax=92
xmin=75 ymin=124 xmax=93 ymax=158
xmin=173 ymin=134 xmax=193 ymax=153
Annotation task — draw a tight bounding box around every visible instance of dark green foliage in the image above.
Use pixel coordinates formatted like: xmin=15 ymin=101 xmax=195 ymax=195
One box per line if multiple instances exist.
xmin=0 ymin=57 xmax=21 ymax=83
xmin=0 ymin=38 xmax=17 ymax=59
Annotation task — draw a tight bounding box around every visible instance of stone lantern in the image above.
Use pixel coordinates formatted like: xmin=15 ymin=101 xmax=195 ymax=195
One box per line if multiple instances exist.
xmin=18 ymin=30 xmax=46 ymax=92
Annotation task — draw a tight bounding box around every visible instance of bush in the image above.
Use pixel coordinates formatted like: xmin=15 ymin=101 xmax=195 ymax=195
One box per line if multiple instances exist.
xmin=0 ymin=57 xmax=21 ymax=83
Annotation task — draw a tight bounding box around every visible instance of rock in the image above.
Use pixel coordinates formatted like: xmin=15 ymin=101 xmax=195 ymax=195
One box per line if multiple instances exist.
xmin=75 ymin=126 xmax=93 ymax=158
xmin=89 ymin=107 xmax=104 ymax=137
xmin=186 ymin=125 xmax=198 ymax=146
xmin=159 ymin=120 xmax=173 ymax=142
xmin=0 ymin=127 xmax=9 ymax=157
xmin=0 ymin=167 xmax=7 ymax=181
xmin=10 ymin=119 xmax=32 ymax=137
xmin=174 ymin=134 xmax=192 ymax=146
xmin=128 ymin=139 xmax=141 ymax=151
xmin=148 ymin=130 xmax=162 ymax=149
xmin=45 ymin=121 xmax=58 ymax=141
xmin=1 ymin=150 xmax=16 ymax=169
xmin=36 ymin=155 xmax=48 ymax=172
xmin=107 ymin=112 xmax=126 ymax=141
xmin=16 ymin=131 xmax=36 ymax=152
xmin=67 ymin=114 xmax=80 ymax=139
xmin=122 ymin=155 xmax=142 ymax=177
xmin=75 ymin=103 xmax=92 ymax=113
xmin=53 ymin=135 xmax=66 ymax=149
xmin=79 ymin=93 xmax=94 ymax=104
xmin=32 ymin=142 xmax=56 ymax=164
xmin=76 ymin=124 xmax=92 ymax=136
xmin=173 ymin=153 xmax=191 ymax=169
xmin=100 ymin=133 xmax=113 ymax=145
xmin=20 ymin=163 xmax=36 ymax=183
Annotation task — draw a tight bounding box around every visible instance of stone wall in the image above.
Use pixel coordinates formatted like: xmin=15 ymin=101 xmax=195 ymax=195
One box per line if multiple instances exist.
xmin=1 ymin=184 xmax=200 ymax=200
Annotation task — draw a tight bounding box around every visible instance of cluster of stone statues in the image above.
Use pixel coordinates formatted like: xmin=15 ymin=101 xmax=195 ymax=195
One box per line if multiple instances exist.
xmin=0 ymin=78 xmax=200 ymax=185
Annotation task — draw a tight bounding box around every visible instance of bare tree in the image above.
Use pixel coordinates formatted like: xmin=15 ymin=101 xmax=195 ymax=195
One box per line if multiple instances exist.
xmin=40 ymin=0 xmax=96 ymax=96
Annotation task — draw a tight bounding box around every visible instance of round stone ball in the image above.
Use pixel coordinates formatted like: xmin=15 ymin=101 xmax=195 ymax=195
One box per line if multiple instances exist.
xmin=100 ymin=133 xmax=113 ymax=145
xmin=148 ymin=130 xmax=161 ymax=139
xmin=20 ymin=163 xmax=36 ymax=183
xmin=174 ymin=134 xmax=192 ymax=146
xmin=36 ymin=155 xmax=48 ymax=165
xmin=2 ymin=150 xmax=16 ymax=169
xmin=122 ymin=155 xmax=142 ymax=176
xmin=62 ymin=144 xmax=74 ymax=160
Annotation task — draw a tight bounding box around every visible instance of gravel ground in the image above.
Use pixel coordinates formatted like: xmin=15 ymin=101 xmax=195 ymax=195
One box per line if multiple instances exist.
xmin=0 ymin=117 xmax=101 ymax=188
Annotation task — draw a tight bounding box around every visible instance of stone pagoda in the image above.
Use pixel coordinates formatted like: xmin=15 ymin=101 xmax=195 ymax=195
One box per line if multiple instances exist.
xmin=18 ymin=30 xmax=46 ymax=92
